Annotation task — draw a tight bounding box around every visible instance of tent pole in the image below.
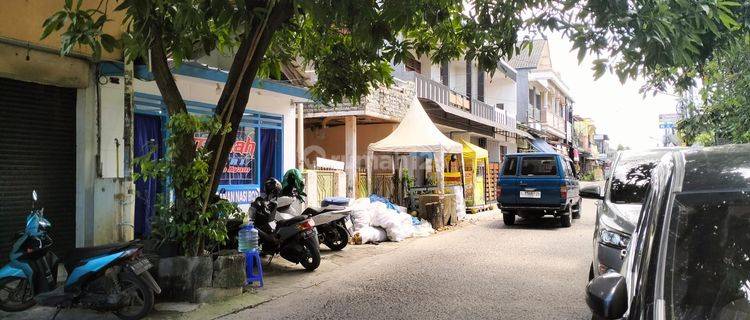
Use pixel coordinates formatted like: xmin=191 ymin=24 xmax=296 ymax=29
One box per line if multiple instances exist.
xmin=366 ymin=150 xmax=373 ymax=197
xmin=459 ymin=153 xmax=467 ymax=201
xmin=436 ymin=150 xmax=445 ymax=194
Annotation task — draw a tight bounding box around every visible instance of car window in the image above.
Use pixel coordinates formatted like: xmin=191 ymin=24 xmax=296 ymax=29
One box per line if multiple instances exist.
xmin=609 ymin=155 xmax=661 ymax=204
xmin=564 ymin=160 xmax=574 ymax=179
xmin=663 ymin=191 xmax=750 ymax=319
xmin=502 ymin=157 xmax=517 ymax=176
xmin=629 ymin=158 xmax=672 ymax=319
xmin=520 ymin=157 xmax=557 ymax=176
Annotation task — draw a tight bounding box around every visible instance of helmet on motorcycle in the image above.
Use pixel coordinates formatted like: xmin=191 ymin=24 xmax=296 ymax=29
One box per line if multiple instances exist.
xmin=263 ymin=178 xmax=282 ymax=199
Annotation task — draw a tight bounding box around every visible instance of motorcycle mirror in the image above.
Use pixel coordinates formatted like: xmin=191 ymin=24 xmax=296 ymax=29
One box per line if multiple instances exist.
xmin=32 ymin=190 xmax=38 ymax=202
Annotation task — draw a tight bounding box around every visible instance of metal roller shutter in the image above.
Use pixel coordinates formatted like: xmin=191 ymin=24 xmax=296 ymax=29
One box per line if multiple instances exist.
xmin=0 ymin=77 xmax=76 ymax=262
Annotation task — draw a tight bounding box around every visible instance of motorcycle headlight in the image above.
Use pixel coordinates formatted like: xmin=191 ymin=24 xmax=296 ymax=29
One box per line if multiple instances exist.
xmin=599 ymin=229 xmax=630 ymax=248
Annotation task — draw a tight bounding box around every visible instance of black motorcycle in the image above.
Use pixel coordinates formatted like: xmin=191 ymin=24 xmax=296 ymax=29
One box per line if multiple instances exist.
xmin=251 ymin=179 xmax=321 ymax=271
xmin=276 ymin=180 xmax=351 ymax=251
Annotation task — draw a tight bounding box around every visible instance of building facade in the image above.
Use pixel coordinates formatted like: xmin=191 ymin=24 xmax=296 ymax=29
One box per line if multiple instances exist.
xmin=509 ymin=39 xmax=575 ymax=156
xmin=0 ymin=1 xmax=309 ymax=254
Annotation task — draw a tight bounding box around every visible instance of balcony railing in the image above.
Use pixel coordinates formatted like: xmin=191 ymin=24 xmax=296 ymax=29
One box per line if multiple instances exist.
xmin=413 ymin=73 xmax=516 ymax=129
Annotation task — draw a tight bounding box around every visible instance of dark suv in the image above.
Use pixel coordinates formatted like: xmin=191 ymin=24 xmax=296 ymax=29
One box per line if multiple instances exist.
xmin=581 ymin=149 xmax=678 ymax=280
xmin=586 ymin=144 xmax=750 ymax=320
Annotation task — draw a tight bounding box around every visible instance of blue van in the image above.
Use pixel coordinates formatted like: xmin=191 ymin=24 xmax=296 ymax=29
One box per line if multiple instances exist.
xmin=498 ymin=152 xmax=581 ymax=227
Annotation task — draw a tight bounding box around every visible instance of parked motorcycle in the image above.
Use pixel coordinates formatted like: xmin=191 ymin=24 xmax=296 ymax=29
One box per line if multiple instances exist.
xmin=277 ymin=170 xmax=352 ymax=251
xmin=274 ymin=197 xmax=351 ymax=251
xmin=250 ymin=179 xmax=321 ymax=271
xmin=0 ymin=191 xmax=161 ymax=320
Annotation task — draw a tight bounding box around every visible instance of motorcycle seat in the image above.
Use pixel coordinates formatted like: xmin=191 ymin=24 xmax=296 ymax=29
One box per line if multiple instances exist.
xmin=302 ymin=205 xmax=347 ymax=216
xmin=276 ymin=215 xmax=307 ymax=228
xmin=63 ymin=242 xmax=135 ymax=273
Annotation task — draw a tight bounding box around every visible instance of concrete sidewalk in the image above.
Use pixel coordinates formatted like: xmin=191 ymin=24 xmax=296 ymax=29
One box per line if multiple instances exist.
xmin=0 ymin=211 xmax=498 ymax=320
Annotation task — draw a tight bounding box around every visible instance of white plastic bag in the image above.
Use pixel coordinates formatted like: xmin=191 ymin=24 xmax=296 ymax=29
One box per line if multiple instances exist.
xmin=349 ymin=198 xmax=373 ymax=231
xmin=412 ymin=219 xmax=435 ymax=237
xmin=353 ymin=226 xmax=387 ymax=244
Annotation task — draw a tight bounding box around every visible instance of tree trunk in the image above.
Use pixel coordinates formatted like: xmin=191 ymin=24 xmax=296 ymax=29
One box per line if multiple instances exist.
xmin=204 ymin=0 xmax=295 ymax=196
xmin=149 ymin=27 xmax=197 ymax=212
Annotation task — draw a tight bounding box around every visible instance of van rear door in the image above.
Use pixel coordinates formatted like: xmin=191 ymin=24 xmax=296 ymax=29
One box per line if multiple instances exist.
xmin=498 ymin=156 xmax=519 ymax=205
xmin=516 ymin=155 xmax=562 ymax=206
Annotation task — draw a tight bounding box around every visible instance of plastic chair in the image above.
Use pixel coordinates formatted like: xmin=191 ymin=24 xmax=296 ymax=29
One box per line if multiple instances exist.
xmin=244 ymin=250 xmax=264 ymax=287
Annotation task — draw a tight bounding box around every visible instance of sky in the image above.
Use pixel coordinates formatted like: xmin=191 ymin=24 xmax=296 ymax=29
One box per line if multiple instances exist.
xmin=544 ymin=33 xmax=679 ymax=150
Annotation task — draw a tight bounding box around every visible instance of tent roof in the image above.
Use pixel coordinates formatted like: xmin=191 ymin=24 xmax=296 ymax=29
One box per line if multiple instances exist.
xmin=368 ymin=98 xmax=463 ymax=154
xmin=461 ymin=140 xmax=488 ymax=159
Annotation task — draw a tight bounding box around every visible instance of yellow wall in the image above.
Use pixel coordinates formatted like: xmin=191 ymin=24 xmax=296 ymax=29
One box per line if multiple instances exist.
xmin=304 ymin=123 xmax=398 ymax=171
xmin=0 ymin=0 xmax=125 ymax=61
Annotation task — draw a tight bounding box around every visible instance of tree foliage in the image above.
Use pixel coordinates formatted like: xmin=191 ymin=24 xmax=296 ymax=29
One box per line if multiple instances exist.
xmin=40 ymin=0 xmax=748 ymax=251
xmin=677 ymin=40 xmax=750 ymax=146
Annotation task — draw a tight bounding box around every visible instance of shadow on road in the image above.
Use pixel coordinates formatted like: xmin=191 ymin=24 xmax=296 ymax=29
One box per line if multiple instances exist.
xmin=485 ymin=216 xmax=569 ymax=230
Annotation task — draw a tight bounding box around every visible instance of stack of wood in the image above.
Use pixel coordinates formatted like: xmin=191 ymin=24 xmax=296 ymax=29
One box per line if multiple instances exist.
xmin=486 ymin=162 xmax=500 ymax=204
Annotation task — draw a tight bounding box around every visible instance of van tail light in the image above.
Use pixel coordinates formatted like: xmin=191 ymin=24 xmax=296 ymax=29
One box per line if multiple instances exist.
xmin=560 ymin=185 xmax=568 ymax=199
xmin=497 ymin=186 xmax=502 ymax=199
xmin=297 ymin=219 xmax=315 ymax=231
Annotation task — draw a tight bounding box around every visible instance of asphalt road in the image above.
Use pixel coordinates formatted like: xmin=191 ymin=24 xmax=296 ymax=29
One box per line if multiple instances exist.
xmin=222 ymin=198 xmax=598 ymax=320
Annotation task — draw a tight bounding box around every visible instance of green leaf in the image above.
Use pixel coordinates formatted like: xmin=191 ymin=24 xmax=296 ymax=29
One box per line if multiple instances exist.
xmin=101 ymin=34 xmax=116 ymax=52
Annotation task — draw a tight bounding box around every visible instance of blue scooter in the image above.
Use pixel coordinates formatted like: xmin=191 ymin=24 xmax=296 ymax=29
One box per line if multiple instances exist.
xmin=0 ymin=191 xmax=161 ymax=320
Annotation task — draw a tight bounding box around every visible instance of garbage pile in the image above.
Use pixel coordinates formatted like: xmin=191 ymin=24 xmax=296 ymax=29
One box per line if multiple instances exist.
xmin=349 ymin=196 xmax=435 ymax=244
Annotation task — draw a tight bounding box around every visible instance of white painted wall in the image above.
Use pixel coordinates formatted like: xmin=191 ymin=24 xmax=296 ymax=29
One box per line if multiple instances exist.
xmin=75 ymin=67 xmax=97 ymax=247
xmin=99 ymin=77 xmax=126 ymax=178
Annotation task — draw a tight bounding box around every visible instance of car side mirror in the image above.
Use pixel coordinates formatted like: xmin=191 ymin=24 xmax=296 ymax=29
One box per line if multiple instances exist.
xmin=586 ymin=272 xmax=628 ymax=319
xmin=580 ymin=185 xmax=603 ymax=200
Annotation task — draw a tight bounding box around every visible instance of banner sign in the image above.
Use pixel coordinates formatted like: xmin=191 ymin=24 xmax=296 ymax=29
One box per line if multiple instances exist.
xmin=195 ymin=127 xmax=259 ymax=204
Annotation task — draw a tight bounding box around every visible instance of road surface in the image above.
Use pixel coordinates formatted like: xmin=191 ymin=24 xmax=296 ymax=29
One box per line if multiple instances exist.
xmin=222 ymin=198 xmax=597 ymax=320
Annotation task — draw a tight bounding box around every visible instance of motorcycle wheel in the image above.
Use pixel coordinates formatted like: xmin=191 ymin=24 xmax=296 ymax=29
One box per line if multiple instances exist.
xmin=0 ymin=277 xmax=35 ymax=312
xmin=323 ymin=224 xmax=349 ymax=251
xmin=299 ymin=238 xmax=321 ymax=271
xmin=113 ymin=272 xmax=154 ymax=320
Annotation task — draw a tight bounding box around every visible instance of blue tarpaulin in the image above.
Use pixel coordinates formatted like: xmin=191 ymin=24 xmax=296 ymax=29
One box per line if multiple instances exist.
xmin=530 ymin=138 xmax=557 ymax=153
xmin=369 ymin=194 xmax=397 ymax=211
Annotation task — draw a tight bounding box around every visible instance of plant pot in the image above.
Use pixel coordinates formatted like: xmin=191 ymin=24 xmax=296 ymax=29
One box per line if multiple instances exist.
xmin=157 ymin=256 xmax=213 ymax=302
xmin=212 ymin=251 xmax=246 ymax=289
xmin=156 ymin=240 xmax=180 ymax=258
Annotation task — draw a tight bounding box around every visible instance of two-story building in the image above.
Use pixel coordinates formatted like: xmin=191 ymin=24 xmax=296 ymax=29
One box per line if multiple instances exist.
xmin=303 ymin=55 xmax=526 ymax=199
xmin=509 ymin=39 xmax=575 ymax=156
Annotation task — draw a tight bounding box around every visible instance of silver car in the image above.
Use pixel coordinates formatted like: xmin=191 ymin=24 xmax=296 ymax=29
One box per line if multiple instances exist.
xmin=581 ymin=148 xmax=678 ymax=280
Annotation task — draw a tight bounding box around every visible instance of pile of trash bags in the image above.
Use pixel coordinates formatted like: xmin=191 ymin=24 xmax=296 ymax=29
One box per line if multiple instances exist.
xmin=349 ymin=196 xmax=435 ymax=244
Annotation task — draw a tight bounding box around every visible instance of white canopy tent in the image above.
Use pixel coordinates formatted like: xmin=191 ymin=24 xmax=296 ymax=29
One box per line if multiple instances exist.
xmin=367 ymin=97 xmax=464 ymax=194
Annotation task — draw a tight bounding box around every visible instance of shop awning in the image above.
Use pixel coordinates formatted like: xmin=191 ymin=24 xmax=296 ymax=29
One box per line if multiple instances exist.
xmin=461 ymin=140 xmax=488 ymax=159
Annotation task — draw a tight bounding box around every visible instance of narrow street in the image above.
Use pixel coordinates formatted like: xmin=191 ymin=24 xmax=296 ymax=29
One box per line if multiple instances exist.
xmin=222 ymin=198 xmax=597 ymax=320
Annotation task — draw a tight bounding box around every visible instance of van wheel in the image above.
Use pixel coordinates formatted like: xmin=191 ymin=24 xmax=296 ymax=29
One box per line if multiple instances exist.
xmin=503 ymin=212 xmax=516 ymax=226
xmin=560 ymin=212 xmax=572 ymax=228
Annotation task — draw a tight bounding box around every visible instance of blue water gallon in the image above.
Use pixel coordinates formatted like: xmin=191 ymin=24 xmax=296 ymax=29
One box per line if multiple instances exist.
xmin=237 ymin=223 xmax=259 ymax=253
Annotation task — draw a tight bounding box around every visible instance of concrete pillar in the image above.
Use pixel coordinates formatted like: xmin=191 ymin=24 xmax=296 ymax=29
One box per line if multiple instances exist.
xmin=345 ymin=116 xmax=357 ymax=198
xmin=296 ymin=102 xmax=304 ymax=170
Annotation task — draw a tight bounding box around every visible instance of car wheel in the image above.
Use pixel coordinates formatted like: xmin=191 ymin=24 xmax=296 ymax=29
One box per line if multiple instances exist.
xmin=560 ymin=211 xmax=572 ymax=228
xmin=503 ymin=212 xmax=515 ymax=226
xmin=572 ymin=200 xmax=582 ymax=219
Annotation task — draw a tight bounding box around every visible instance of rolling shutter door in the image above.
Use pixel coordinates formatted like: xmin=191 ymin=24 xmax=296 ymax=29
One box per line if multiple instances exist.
xmin=0 ymin=77 xmax=76 ymax=261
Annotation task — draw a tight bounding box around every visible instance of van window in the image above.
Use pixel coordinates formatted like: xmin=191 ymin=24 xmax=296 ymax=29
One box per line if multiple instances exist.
xmin=502 ymin=157 xmax=518 ymax=176
xmin=520 ymin=157 xmax=558 ymax=176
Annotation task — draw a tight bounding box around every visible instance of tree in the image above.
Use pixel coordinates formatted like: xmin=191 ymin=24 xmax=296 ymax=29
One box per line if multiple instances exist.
xmin=42 ymin=0 xmax=746 ymax=251
xmin=677 ymin=39 xmax=750 ymax=146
